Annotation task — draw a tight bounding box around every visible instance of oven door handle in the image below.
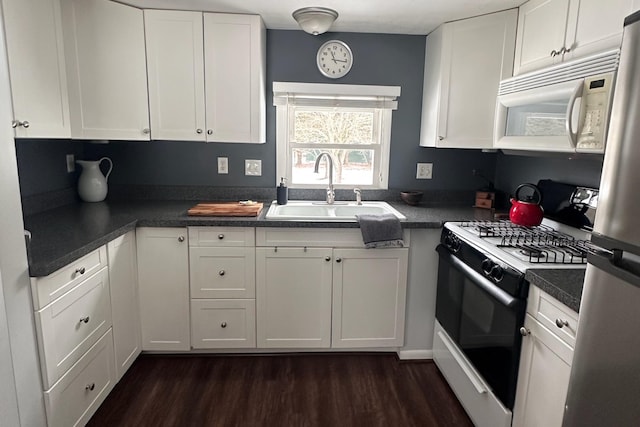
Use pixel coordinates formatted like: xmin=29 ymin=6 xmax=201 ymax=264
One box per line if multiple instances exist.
xmin=437 ymin=245 xmax=520 ymax=308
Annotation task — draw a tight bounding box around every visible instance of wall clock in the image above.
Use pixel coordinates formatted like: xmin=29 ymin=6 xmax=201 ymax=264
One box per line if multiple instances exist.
xmin=317 ymin=40 xmax=353 ymax=79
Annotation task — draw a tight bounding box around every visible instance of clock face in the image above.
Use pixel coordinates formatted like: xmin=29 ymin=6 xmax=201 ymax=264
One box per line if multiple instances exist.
xmin=317 ymin=40 xmax=353 ymax=79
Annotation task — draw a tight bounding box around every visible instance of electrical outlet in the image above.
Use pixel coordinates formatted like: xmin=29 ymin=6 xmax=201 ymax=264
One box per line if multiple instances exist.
xmin=245 ymin=159 xmax=262 ymax=176
xmin=416 ymin=162 xmax=433 ymax=179
xmin=217 ymin=157 xmax=228 ymax=174
xmin=66 ymin=154 xmax=75 ymax=173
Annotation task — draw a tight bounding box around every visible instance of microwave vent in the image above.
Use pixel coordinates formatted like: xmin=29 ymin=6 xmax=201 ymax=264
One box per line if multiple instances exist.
xmin=499 ymin=49 xmax=620 ymax=95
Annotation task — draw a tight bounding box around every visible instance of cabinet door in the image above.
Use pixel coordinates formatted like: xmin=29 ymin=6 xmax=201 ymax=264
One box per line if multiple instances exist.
xmin=203 ymin=14 xmax=266 ymax=143
xmin=564 ymin=0 xmax=635 ymax=61
xmin=136 ymin=227 xmax=190 ymax=351
xmin=2 ymin=0 xmax=70 ymax=138
xmin=438 ymin=9 xmax=517 ymax=148
xmin=61 ymin=0 xmax=150 ymax=140
xmin=191 ymin=299 xmax=256 ymax=349
xmin=107 ymin=231 xmax=141 ymax=381
xmin=332 ymin=248 xmax=408 ymax=348
xmin=256 ymin=247 xmax=332 ymax=348
xmin=514 ymin=0 xmax=571 ymax=75
xmin=512 ymin=314 xmax=574 ymax=427
xmin=145 ymin=10 xmax=206 ymax=141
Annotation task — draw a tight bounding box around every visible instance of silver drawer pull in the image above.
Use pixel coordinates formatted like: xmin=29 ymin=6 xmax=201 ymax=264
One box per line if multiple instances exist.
xmin=555 ymin=318 xmax=569 ymax=328
xmin=218 ymin=270 xmax=225 ymax=276
xmin=221 ymin=322 xmax=227 ymax=328
xmin=79 ymin=316 xmax=90 ymax=324
xmin=178 ymin=236 xmax=185 ymax=242
xmin=75 ymin=267 xmax=86 ymax=276
xmin=520 ymin=327 xmax=531 ymax=336
xmin=218 ymin=234 xmax=224 ymax=240
xmin=85 ymin=383 xmax=95 ymax=391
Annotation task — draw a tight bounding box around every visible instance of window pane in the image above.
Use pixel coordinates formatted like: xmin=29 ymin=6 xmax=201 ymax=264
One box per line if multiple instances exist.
xmin=293 ymin=110 xmax=375 ymax=144
xmin=291 ymin=148 xmax=375 ymax=186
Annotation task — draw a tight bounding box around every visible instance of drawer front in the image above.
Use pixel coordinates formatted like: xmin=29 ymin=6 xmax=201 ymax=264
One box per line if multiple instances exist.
xmin=528 ymin=285 xmax=579 ymax=347
xmin=190 ymin=247 xmax=255 ymax=299
xmin=188 ymin=227 xmax=255 ymax=247
xmin=191 ymin=299 xmax=256 ymax=348
xmin=36 ymin=267 xmax=112 ymax=389
xmin=44 ymin=329 xmax=115 ymax=427
xmin=256 ymin=227 xmax=411 ymax=248
xmin=31 ymin=246 xmax=107 ymax=310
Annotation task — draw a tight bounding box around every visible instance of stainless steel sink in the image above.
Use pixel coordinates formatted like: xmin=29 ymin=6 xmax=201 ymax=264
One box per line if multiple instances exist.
xmin=265 ymin=201 xmax=406 ymax=221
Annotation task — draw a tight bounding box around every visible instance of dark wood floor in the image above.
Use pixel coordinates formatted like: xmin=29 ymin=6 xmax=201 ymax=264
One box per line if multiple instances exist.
xmin=88 ymin=353 xmax=472 ymax=427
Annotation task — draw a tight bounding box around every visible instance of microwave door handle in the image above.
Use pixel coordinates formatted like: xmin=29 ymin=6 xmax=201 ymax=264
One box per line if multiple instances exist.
xmin=566 ymin=82 xmax=584 ymax=147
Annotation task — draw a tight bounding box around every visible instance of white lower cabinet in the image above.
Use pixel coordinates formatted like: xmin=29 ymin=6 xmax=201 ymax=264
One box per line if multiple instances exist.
xmin=137 ymin=227 xmax=190 ymax=351
xmin=191 ymin=299 xmax=256 ymax=348
xmin=107 ymin=230 xmax=141 ymax=381
xmin=44 ymin=329 xmax=115 ymax=427
xmin=513 ymin=286 xmax=578 ymax=427
xmin=332 ymin=248 xmax=408 ymax=348
xmin=256 ymin=247 xmax=333 ymax=348
xmin=255 ymin=228 xmax=409 ymax=349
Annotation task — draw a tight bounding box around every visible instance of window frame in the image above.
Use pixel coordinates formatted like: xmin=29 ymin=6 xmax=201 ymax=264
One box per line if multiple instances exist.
xmin=274 ymin=82 xmax=400 ymax=190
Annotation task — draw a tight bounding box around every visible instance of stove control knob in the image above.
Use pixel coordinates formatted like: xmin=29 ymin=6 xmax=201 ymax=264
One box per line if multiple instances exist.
xmin=481 ymin=259 xmax=493 ymax=275
xmin=443 ymin=234 xmax=461 ymax=253
xmin=490 ymin=265 xmax=504 ymax=282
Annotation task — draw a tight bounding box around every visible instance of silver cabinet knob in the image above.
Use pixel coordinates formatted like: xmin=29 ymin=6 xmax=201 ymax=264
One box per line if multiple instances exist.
xmin=438 ymin=136 xmax=444 ymax=141
xmin=207 ymin=129 xmax=213 ymax=135
xmin=22 ymin=120 xmax=30 ymax=128
xmin=196 ymin=128 xmax=203 ymax=134
xmin=11 ymin=120 xmax=18 ymax=128
xmin=85 ymin=383 xmax=95 ymax=391
xmin=218 ymin=270 xmax=225 ymax=276
xmin=325 ymin=256 xmax=331 ymax=262
xmin=519 ymin=327 xmax=530 ymax=336
xmin=142 ymin=128 xmax=151 ymax=134
xmin=221 ymin=322 xmax=227 ymax=328
xmin=336 ymin=258 xmax=342 ymax=263
xmin=550 ymin=49 xmax=558 ymax=57
xmin=555 ymin=319 xmax=569 ymax=328
xmin=178 ymin=236 xmax=185 ymax=242
xmin=218 ymin=234 xmax=224 ymax=240
xmin=75 ymin=267 xmax=86 ymax=276
xmin=79 ymin=316 xmax=90 ymax=324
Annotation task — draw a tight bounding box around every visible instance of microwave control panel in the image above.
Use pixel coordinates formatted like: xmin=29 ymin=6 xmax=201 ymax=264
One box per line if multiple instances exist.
xmin=576 ymin=73 xmax=614 ymax=153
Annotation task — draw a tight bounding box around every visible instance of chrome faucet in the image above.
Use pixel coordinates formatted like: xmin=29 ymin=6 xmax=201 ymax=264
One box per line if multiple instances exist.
xmin=314 ymin=152 xmax=335 ymax=204
xmin=354 ymin=188 xmax=362 ymax=205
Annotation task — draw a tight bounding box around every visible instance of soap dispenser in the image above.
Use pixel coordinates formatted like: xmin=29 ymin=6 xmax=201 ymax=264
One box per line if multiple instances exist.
xmin=277 ymin=177 xmax=288 ymax=205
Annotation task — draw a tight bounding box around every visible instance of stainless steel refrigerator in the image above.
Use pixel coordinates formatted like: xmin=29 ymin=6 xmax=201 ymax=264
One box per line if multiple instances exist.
xmin=563 ymin=9 xmax=640 ymax=427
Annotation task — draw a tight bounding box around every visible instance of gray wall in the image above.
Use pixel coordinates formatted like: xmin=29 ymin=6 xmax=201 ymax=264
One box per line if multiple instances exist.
xmin=494 ymin=152 xmax=603 ymax=195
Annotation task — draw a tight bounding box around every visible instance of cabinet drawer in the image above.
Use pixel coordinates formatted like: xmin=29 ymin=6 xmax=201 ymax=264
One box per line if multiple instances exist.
xmin=191 ymin=299 xmax=256 ymax=348
xmin=527 ymin=285 xmax=579 ymax=347
xmin=190 ymin=247 xmax=255 ymax=298
xmin=31 ymin=246 xmax=107 ymax=310
xmin=44 ymin=329 xmax=115 ymax=427
xmin=188 ymin=226 xmax=255 ymax=247
xmin=36 ymin=267 xmax=112 ymax=389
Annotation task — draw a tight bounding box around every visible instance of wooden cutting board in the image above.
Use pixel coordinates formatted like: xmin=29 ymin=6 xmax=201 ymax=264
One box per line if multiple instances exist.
xmin=187 ymin=202 xmax=264 ymax=217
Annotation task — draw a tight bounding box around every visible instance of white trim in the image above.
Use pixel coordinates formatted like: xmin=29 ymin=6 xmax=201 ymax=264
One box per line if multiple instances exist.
xmin=397 ymin=349 xmax=433 ymax=360
xmin=273 ymin=81 xmax=400 ymax=98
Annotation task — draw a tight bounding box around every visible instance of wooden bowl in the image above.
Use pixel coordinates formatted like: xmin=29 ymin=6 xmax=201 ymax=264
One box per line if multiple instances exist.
xmin=400 ymin=191 xmax=423 ymax=206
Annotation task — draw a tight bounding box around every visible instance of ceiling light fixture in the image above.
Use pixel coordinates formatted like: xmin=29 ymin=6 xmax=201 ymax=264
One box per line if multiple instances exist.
xmin=292 ymin=7 xmax=339 ymax=35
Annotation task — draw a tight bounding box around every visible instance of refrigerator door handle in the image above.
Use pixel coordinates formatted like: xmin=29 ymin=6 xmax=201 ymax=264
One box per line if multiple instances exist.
xmin=588 ymin=250 xmax=640 ymax=288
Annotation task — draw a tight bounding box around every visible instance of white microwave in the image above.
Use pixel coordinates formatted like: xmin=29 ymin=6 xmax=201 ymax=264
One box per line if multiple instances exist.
xmin=494 ymin=50 xmax=619 ymax=154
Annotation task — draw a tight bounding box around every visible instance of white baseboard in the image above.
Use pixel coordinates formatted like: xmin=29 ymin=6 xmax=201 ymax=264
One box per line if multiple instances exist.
xmin=397 ymin=349 xmax=433 ymax=360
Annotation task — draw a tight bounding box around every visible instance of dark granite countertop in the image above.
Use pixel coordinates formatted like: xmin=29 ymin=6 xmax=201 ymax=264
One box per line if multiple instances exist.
xmin=24 ymin=200 xmax=496 ymax=277
xmin=525 ymin=269 xmax=585 ymax=313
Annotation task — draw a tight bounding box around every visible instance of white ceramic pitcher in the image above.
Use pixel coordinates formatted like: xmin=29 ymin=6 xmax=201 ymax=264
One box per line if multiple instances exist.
xmin=76 ymin=157 xmax=113 ymax=202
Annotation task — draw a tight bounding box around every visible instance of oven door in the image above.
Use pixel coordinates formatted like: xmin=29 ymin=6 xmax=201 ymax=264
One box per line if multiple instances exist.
xmin=435 ymin=244 xmax=526 ymax=410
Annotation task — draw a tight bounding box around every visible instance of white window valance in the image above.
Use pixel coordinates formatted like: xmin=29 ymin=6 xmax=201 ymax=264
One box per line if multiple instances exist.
xmin=273 ymin=82 xmax=400 ymax=109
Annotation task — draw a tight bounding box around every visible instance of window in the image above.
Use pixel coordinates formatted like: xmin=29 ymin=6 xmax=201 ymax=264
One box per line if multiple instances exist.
xmin=274 ymin=82 xmax=400 ymax=189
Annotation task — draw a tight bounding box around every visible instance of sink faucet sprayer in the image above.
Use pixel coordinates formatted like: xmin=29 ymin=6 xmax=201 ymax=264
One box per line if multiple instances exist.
xmin=314 ymin=152 xmax=335 ymax=204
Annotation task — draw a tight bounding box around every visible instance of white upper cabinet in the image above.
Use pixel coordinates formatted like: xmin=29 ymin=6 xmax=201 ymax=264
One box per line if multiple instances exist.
xmin=144 ymin=10 xmax=206 ymax=141
xmin=514 ymin=0 xmax=636 ymax=75
xmin=203 ymin=13 xmax=266 ymax=143
xmin=61 ymin=0 xmax=150 ymax=140
xmin=419 ymin=9 xmax=517 ymax=148
xmin=2 ymin=0 xmax=70 ymax=138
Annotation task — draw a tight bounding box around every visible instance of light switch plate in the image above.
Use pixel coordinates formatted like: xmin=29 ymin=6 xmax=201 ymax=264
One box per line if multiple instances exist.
xmin=416 ymin=163 xmax=433 ymax=179
xmin=245 ymin=159 xmax=262 ymax=176
xmin=217 ymin=157 xmax=228 ymax=174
